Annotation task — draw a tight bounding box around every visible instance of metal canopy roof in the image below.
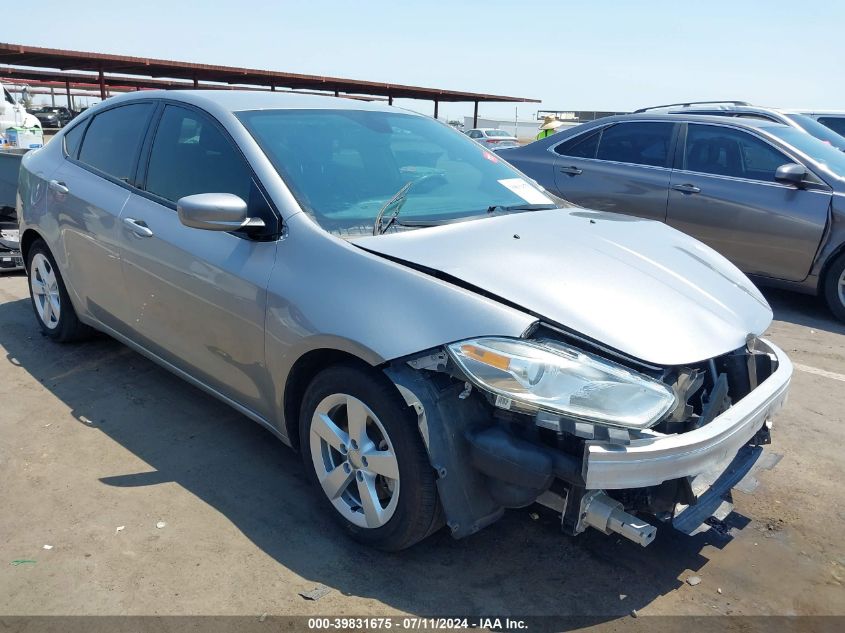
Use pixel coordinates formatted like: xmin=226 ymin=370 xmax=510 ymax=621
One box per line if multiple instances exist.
xmin=0 ymin=42 xmax=538 ymax=104
xmin=0 ymin=67 xmax=387 ymax=101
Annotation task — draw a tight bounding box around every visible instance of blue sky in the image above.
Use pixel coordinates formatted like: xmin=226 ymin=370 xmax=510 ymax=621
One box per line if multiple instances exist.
xmin=16 ymin=0 xmax=845 ymax=121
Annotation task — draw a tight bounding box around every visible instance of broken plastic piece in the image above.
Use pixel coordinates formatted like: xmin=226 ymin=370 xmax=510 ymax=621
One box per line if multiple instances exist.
xmin=299 ymin=584 xmax=331 ymax=601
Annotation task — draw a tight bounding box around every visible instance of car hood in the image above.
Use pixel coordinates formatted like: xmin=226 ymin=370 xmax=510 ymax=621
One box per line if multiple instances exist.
xmin=353 ymin=208 xmax=772 ymax=366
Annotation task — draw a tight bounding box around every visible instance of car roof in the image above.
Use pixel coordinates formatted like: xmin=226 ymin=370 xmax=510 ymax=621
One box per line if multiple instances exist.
xmin=582 ymin=112 xmax=790 ymax=130
xmin=87 ymin=89 xmax=405 ymax=116
xmin=669 ymin=104 xmax=800 ymax=116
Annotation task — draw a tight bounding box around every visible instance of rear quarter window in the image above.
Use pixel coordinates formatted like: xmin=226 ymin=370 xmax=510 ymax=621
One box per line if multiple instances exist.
xmin=62 ymin=121 xmax=87 ymax=159
xmin=554 ymin=130 xmax=600 ymax=158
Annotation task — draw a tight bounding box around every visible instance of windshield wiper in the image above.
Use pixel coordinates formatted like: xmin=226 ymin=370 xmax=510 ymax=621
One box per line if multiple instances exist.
xmin=389 ymin=203 xmax=560 ymax=229
xmin=373 ymin=174 xmax=438 ymax=236
xmin=486 ymin=203 xmax=557 ymax=214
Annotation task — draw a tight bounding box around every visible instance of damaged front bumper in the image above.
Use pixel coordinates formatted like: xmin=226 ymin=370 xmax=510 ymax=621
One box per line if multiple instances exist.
xmin=584 ymin=339 xmax=791 ymax=490
xmin=387 ymin=337 xmax=792 ymax=547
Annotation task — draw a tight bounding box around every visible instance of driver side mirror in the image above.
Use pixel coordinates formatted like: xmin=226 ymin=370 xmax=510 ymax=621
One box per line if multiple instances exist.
xmin=177 ymin=193 xmax=265 ymax=232
xmin=774 ymin=163 xmax=808 ymax=188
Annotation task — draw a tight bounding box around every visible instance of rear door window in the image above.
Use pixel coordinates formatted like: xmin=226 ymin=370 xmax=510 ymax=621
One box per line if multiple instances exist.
xmin=684 ymin=124 xmax=790 ymax=181
xmin=595 ymin=122 xmax=673 ymax=167
xmin=77 ymin=103 xmax=154 ymax=183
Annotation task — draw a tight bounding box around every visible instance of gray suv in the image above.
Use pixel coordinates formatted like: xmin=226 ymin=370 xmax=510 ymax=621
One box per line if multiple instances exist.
xmin=633 ymin=101 xmax=845 ymax=151
xmin=499 ymin=113 xmax=845 ymax=320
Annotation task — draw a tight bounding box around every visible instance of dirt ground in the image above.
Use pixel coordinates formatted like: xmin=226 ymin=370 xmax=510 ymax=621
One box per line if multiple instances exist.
xmin=0 ymin=270 xmax=843 ymax=627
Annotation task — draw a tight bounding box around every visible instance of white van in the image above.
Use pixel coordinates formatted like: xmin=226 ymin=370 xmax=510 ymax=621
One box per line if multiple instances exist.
xmin=1 ymin=83 xmax=42 ymax=134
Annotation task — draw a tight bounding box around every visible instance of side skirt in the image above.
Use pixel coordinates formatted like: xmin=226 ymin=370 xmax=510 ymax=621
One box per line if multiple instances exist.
xmin=82 ymin=316 xmax=291 ymax=446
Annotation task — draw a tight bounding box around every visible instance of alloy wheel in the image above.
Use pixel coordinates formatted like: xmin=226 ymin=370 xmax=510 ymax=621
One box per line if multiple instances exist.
xmin=30 ymin=253 xmax=61 ymax=330
xmin=309 ymin=393 xmax=400 ymax=529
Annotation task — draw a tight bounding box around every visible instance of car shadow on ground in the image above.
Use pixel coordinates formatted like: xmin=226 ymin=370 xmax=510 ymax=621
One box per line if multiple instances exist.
xmin=762 ymin=287 xmax=845 ymax=335
xmin=0 ymin=296 xmax=742 ymax=624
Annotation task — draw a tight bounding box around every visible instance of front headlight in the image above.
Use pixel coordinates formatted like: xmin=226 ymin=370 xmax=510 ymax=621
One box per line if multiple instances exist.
xmin=446 ymin=337 xmax=675 ymax=430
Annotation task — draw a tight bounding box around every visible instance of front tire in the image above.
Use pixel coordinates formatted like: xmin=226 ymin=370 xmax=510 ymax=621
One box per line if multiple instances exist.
xmin=823 ymin=252 xmax=845 ymax=322
xmin=299 ymin=364 xmax=442 ymax=551
xmin=27 ymin=240 xmax=92 ymax=342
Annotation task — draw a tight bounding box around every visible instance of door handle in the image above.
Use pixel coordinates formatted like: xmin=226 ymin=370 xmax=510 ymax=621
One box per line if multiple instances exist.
xmin=48 ymin=180 xmax=69 ymax=195
xmin=671 ymin=183 xmax=701 ymax=194
xmin=559 ymin=165 xmax=583 ymax=176
xmin=123 ymin=217 xmax=154 ymax=238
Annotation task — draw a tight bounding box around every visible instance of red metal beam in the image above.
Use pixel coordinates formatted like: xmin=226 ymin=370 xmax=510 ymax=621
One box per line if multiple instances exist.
xmin=0 ymin=69 xmax=388 ymax=101
xmin=0 ymin=41 xmax=539 ymax=104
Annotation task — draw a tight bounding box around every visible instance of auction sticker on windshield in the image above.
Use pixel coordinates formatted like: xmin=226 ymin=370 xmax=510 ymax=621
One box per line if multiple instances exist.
xmin=498 ymin=178 xmax=554 ymax=205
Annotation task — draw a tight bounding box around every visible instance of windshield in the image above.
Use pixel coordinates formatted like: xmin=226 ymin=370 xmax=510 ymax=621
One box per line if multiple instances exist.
xmin=765 ymin=125 xmax=845 ymax=179
xmin=237 ymin=109 xmax=554 ymax=235
xmin=785 ymin=113 xmax=845 ymax=150
xmin=485 ymin=130 xmax=513 ymax=137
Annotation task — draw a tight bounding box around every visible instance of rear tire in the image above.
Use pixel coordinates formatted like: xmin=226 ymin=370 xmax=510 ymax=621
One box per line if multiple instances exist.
xmin=26 ymin=240 xmax=93 ymax=342
xmin=823 ymin=252 xmax=845 ymax=322
xmin=299 ymin=363 xmax=442 ymax=551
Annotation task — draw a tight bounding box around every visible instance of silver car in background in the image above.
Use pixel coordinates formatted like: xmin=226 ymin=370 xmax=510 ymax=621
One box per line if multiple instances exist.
xmin=465 ymin=127 xmax=520 ymax=150
xmin=18 ymin=91 xmax=791 ymax=550
xmin=499 ymin=112 xmax=845 ymax=321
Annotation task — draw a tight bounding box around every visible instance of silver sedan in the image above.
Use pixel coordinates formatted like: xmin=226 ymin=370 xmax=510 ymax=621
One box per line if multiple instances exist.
xmin=18 ymin=91 xmax=791 ymax=550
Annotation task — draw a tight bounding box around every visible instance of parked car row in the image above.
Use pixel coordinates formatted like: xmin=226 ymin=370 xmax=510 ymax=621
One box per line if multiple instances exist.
xmin=17 ymin=90 xmax=791 ymax=551
xmin=500 ymin=103 xmax=845 ymax=321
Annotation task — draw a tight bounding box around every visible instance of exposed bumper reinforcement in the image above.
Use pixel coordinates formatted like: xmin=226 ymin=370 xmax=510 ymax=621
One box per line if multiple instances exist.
xmin=583 ymin=339 xmax=792 ymax=490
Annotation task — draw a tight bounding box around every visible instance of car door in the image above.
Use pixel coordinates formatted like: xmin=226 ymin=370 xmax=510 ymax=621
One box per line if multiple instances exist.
xmin=666 ymin=122 xmax=832 ymax=282
xmin=48 ymin=102 xmax=155 ymax=332
xmin=551 ymin=121 xmax=676 ymax=221
xmin=118 ymin=103 xmax=281 ymax=419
